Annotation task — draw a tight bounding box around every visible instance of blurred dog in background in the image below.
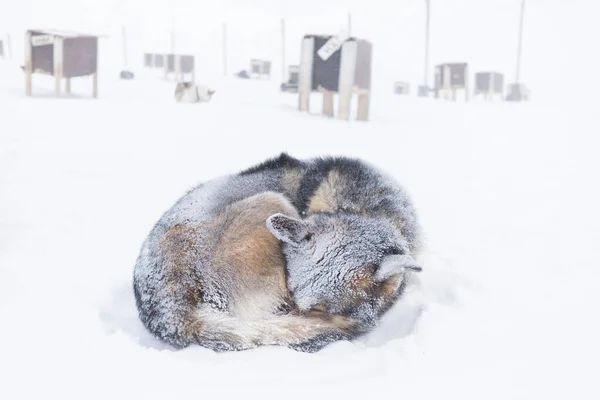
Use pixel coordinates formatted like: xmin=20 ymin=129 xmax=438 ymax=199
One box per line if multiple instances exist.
xmin=174 ymin=82 xmax=215 ymax=103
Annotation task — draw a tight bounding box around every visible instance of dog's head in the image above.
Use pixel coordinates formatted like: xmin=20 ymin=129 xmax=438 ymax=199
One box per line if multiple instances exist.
xmin=267 ymin=213 xmax=421 ymax=327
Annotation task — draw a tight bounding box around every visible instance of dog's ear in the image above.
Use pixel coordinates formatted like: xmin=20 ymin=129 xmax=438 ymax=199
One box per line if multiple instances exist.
xmin=375 ymin=254 xmax=422 ymax=280
xmin=375 ymin=254 xmax=421 ymax=297
xmin=266 ymin=213 xmax=308 ymax=245
xmin=208 ymin=90 xmax=215 ymax=96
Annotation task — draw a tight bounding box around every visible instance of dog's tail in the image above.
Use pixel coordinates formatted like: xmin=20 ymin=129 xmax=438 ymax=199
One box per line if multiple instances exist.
xmin=183 ymin=306 xmax=358 ymax=353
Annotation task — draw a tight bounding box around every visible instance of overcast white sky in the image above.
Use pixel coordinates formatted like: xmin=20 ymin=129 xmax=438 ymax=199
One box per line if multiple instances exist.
xmin=1 ymin=0 xmax=598 ymax=98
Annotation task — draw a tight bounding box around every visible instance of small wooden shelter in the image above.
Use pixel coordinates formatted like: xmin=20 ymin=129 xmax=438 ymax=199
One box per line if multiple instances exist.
xmin=24 ymin=29 xmax=99 ymax=98
xmin=434 ymin=63 xmax=469 ymax=101
xmin=474 ymin=72 xmax=504 ymax=100
xmin=299 ymin=34 xmax=372 ymax=121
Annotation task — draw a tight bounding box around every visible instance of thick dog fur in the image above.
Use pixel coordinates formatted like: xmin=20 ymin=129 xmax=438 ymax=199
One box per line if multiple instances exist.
xmin=133 ymin=153 xmax=422 ymax=352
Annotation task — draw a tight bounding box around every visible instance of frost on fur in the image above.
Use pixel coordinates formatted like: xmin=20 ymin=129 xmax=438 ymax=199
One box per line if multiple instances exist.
xmin=133 ymin=153 xmax=422 ymax=352
xmin=277 ymin=213 xmax=419 ymax=330
xmin=266 ymin=213 xmax=308 ymax=244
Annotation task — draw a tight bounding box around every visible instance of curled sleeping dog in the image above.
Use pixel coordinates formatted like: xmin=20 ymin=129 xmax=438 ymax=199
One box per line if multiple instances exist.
xmin=133 ymin=154 xmax=422 ymax=352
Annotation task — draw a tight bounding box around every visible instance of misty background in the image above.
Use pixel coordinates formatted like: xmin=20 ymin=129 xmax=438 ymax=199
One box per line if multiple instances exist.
xmin=1 ymin=2 xmax=600 ymax=399
xmin=2 ymin=0 xmax=598 ymax=101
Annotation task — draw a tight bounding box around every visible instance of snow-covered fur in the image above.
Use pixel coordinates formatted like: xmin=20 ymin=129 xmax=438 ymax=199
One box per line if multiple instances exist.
xmin=268 ymin=214 xmax=421 ymax=332
xmin=133 ymin=153 xmax=422 ymax=352
xmin=264 ymin=155 xmax=422 ymax=332
xmin=174 ymin=82 xmax=215 ymax=103
xmin=134 ymin=190 xmax=355 ymax=352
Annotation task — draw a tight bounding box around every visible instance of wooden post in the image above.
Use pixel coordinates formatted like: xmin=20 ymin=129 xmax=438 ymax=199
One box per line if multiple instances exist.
xmin=65 ymin=78 xmax=71 ymax=94
xmin=357 ymin=92 xmax=370 ymax=121
xmin=24 ymin=32 xmax=32 ymax=96
xmin=175 ymin=54 xmax=182 ymax=82
xmin=434 ymin=67 xmax=439 ymax=98
xmin=322 ymin=91 xmax=334 ymax=117
xmin=443 ymin=65 xmax=450 ymax=100
xmin=92 ymin=73 xmax=98 ymax=98
xmin=298 ymin=37 xmax=314 ymax=112
xmin=93 ymin=37 xmax=99 ymax=98
xmin=465 ymin=64 xmax=469 ymax=102
xmin=53 ymin=36 xmax=63 ymax=97
xmin=164 ymin=53 xmax=169 ymax=79
xmin=337 ymin=40 xmax=357 ymax=120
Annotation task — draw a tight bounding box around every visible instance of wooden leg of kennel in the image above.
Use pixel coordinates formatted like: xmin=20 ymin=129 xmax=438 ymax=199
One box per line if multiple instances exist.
xmin=322 ymin=91 xmax=334 ymax=117
xmin=164 ymin=54 xmax=169 ymax=80
xmin=53 ymin=37 xmax=64 ymax=97
xmin=337 ymin=89 xmax=351 ymax=120
xmin=337 ymin=40 xmax=358 ymax=121
xmin=24 ymin=32 xmax=32 ymax=97
xmin=357 ymin=92 xmax=370 ymax=121
xmin=298 ymin=37 xmax=314 ymax=112
xmin=443 ymin=66 xmax=451 ymax=100
xmin=175 ymin=55 xmax=182 ymax=82
xmin=92 ymin=73 xmax=98 ymax=98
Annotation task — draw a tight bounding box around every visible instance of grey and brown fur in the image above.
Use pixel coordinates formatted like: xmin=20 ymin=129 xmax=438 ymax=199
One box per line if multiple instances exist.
xmin=133 ymin=153 xmax=422 ymax=352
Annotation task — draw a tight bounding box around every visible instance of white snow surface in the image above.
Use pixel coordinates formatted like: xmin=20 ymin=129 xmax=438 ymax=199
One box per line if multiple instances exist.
xmin=1 ymin=4 xmax=600 ymax=397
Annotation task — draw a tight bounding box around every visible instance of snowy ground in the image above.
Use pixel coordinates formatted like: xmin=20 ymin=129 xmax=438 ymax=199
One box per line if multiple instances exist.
xmin=0 ymin=59 xmax=599 ymax=400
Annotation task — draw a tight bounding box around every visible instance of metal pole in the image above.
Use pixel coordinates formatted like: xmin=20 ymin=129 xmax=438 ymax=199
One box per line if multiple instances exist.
xmin=122 ymin=26 xmax=128 ymax=67
xmin=170 ymin=30 xmax=175 ymax=55
xmin=515 ymin=0 xmax=525 ymax=83
xmin=281 ymin=18 xmax=286 ymax=82
xmin=170 ymin=0 xmax=176 ymax=54
xmin=222 ymin=22 xmax=227 ymax=76
xmin=424 ymin=0 xmax=430 ymax=88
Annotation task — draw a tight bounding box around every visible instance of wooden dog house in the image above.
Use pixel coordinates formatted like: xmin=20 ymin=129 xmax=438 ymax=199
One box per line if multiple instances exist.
xmin=24 ymin=30 xmax=99 ymax=98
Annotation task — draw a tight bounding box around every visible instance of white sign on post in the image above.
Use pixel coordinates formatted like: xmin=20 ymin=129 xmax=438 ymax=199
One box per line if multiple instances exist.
xmin=317 ymin=31 xmax=350 ymax=61
xmin=31 ymin=35 xmax=54 ymax=47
